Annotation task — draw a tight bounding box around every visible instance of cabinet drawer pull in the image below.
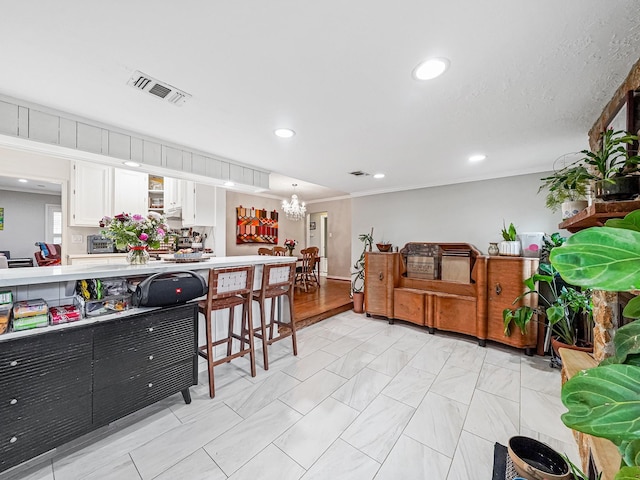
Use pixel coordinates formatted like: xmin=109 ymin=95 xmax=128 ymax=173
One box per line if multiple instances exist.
xmin=495 ymin=283 xmax=502 ymax=295
xmin=9 ymin=360 xmax=17 ymax=367
xmin=379 ymin=272 xmax=384 ymax=281
xmin=148 ymin=327 xmax=154 ymax=333
xmin=148 ymin=355 xmax=154 ymax=361
xmin=9 ymin=436 xmax=17 ymax=444
xmin=9 ymin=399 xmax=17 ymax=405
xmin=148 ymin=383 xmax=153 ymax=388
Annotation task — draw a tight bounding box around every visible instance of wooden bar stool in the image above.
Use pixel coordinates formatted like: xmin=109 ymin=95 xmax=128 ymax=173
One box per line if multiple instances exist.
xmin=198 ymin=265 xmax=256 ymax=398
xmin=252 ymin=262 xmax=297 ymax=370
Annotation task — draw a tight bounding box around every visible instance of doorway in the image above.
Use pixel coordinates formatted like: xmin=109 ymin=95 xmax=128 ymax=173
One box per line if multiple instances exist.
xmin=307 ymin=211 xmax=328 ymax=277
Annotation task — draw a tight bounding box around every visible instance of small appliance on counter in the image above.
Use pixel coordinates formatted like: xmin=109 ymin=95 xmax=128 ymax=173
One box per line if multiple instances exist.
xmin=87 ymin=235 xmax=115 ymax=254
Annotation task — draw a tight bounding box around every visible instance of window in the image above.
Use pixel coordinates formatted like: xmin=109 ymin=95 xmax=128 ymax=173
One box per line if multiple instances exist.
xmin=45 ymin=204 xmax=62 ymax=244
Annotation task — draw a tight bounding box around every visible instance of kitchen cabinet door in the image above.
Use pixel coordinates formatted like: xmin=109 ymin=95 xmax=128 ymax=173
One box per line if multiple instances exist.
xmin=113 ymin=168 xmax=147 ymax=216
xmin=164 ymin=177 xmax=183 ymax=211
xmin=182 ymin=181 xmax=216 ymax=226
xmin=70 ymin=161 xmax=113 ymax=226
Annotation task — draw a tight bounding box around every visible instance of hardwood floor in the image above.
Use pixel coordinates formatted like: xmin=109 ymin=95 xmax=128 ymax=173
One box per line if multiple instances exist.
xmin=293 ymin=277 xmax=353 ymax=329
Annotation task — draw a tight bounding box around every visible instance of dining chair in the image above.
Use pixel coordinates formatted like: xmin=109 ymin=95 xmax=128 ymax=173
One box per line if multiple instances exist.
xmin=295 ymin=246 xmax=320 ymax=291
xmin=272 ymin=246 xmax=287 ymax=256
xmin=258 ymin=247 xmax=273 ymax=256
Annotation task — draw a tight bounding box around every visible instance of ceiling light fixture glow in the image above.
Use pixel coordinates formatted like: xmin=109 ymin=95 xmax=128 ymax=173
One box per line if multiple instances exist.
xmin=373 ymin=173 xmax=385 ymax=179
xmin=413 ymin=57 xmax=450 ymax=80
xmin=224 ymin=181 xmax=235 ymax=187
xmin=274 ymin=128 xmax=296 ymax=138
xmin=18 ymin=178 xmax=28 ymax=183
xmin=281 ymin=184 xmax=306 ymax=221
xmin=123 ymin=161 xmax=141 ymax=167
xmin=468 ymin=154 xmax=487 ymax=162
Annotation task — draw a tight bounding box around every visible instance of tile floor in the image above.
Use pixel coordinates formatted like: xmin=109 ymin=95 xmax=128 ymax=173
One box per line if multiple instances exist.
xmin=1 ymin=311 xmax=580 ymax=480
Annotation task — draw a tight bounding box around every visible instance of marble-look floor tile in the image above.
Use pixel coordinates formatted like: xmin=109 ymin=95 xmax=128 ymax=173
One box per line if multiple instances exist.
xmin=279 ymin=369 xmax=347 ymax=414
xmin=447 ymin=430 xmax=494 ymax=480
xmin=300 ymin=439 xmax=380 ymax=480
xmin=476 ymin=362 xmax=521 ymax=402
xmin=275 ymin=397 xmax=359 ymax=469
xmin=381 ymin=365 xmax=435 ymax=408
xmin=463 ymin=389 xmax=519 ymax=446
xmin=346 ymin=323 xmax=388 ymax=343
xmin=366 ymin=348 xmax=412 ymax=377
xmin=407 ymin=343 xmax=451 ymax=375
xmin=225 ymin=370 xmax=300 ymax=418
xmin=0 ymin=462 xmax=54 ymax=480
xmin=430 ymin=365 xmax=479 ymax=404
xmin=52 ymin=410 xmax=181 ymax=480
xmin=130 ymin=403 xmax=242 ymax=479
xmin=341 ymin=394 xmax=415 ymax=462
xmin=521 ymin=388 xmax=575 ymax=445
xmin=228 ymin=444 xmax=305 ymax=480
xmin=283 ymin=350 xmax=339 ymax=381
xmin=390 ymin=332 xmax=428 ymax=355
xmin=83 ymin=454 xmax=141 ymax=480
xmin=203 ymin=400 xmax=302 ymax=476
xmin=484 ymin=345 xmax=522 ymax=372
xmin=321 ymin=335 xmax=363 ymax=357
xmin=293 ymin=335 xmax=334 ymax=358
xmin=404 ymin=392 xmax=467 ymax=457
xmin=311 ymin=325 xmax=347 ymax=341
xmin=374 ymin=435 xmax=450 ymax=480
xmin=325 ymin=348 xmax=376 ymax=379
xmin=331 ymin=367 xmax=392 ymax=411
xmin=357 ymin=333 xmax=399 ymax=355
xmin=153 ymin=448 xmax=226 ymax=480
xmin=521 ymin=355 xmax=561 ymax=396
xmin=445 ymin=342 xmax=487 ymax=372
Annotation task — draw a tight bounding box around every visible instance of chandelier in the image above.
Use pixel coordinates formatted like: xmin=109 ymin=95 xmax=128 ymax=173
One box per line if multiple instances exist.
xmin=282 ymin=184 xmax=307 ymax=221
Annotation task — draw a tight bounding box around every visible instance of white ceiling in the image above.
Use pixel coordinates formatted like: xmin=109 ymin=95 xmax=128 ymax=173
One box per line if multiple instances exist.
xmin=1 ymin=1 xmax=639 ymax=201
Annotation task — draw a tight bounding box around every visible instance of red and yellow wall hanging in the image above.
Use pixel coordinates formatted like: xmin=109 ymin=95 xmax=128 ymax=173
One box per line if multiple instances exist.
xmin=236 ymin=206 xmax=278 ymax=244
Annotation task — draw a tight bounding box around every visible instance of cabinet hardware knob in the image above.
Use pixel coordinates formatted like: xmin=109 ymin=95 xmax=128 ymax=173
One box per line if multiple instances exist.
xmin=148 ymin=383 xmax=153 ymax=388
xmin=9 ymin=436 xmax=17 ymax=443
xmin=10 ymin=361 xmax=17 ymax=367
xmin=379 ymin=272 xmax=384 ymax=281
xmin=148 ymin=327 xmax=154 ymax=333
xmin=10 ymin=399 xmax=17 ymax=405
xmin=495 ymin=283 xmax=502 ymax=295
xmin=148 ymin=355 xmax=154 ymax=361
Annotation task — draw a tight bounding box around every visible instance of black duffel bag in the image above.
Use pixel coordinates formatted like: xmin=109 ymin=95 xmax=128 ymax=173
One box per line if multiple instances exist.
xmin=132 ymin=271 xmax=207 ymax=307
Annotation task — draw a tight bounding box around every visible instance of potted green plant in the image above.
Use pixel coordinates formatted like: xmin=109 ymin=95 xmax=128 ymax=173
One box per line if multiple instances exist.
xmin=498 ymin=221 xmax=521 ymax=256
xmin=581 ymin=128 xmax=640 ymax=200
xmin=549 ymin=209 xmax=640 ymax=479
xmin=352 ymin=228 xmax=373 ymax=313
xmin=538 ymin=164 xmax=591 ymax=219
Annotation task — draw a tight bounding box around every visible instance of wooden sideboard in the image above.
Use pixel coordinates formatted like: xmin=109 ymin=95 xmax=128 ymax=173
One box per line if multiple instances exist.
xmin=364 ymin=243 xmax=539 ymax=353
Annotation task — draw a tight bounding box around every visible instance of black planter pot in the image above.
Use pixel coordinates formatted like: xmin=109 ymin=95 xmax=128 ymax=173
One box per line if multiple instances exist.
xmin=594 ymin=176 xmax=639 ymax=201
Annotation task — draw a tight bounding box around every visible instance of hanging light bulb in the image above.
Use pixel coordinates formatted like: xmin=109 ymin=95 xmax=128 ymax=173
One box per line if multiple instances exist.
xmin=281 ymin=184 xmax=307 ymax=221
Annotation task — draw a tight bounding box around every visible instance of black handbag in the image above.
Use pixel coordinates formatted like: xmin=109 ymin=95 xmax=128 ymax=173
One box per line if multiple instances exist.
xmin=132 ymin=271 xmax=207 ymax=307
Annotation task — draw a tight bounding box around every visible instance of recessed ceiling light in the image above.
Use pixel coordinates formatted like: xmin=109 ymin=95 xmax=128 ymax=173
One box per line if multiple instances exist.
xmin=224 ymin=181 xmax=235 ymax=187
xmin=373 ymin=173 xmax=385 ymax=179
xmin=123 ymin=161 xmax=141 ymax=167
xmin=18 ymin=178 xmax=28 ymax=183
xmin=413 ymin=57 xmax=450 ymax=80
xmin=274 ymin=128 xmax=296 ymax=138
xmin=468 ymin=154 xmax=487 ymax=162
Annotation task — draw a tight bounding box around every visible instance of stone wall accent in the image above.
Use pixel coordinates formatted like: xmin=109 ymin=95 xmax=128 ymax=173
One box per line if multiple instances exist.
xmin=592 ymin=290 xmax=618 ymax=362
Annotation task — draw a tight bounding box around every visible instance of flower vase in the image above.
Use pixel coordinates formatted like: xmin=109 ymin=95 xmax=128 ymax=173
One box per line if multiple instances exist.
xmin=127 ymin=246 xmax=150 ymax=265
xmin=286 ymin=247 xmax=294 ymax=256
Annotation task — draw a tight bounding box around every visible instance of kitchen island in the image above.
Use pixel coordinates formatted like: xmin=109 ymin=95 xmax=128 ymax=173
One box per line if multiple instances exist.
xmin=0 ymin=255 xmax=295 ymax=474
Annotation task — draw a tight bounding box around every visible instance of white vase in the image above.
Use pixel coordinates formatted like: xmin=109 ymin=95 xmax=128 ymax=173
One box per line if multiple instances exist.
xmin=561 ymin=200 xmax=588 ymax=220
xmin=498 ymin=240 xmax=522 ymax=256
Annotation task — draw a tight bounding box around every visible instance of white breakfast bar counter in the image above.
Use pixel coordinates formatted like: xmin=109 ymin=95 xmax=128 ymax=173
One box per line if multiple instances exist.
xmin=0 ymin=255 xmax=296 ymax=474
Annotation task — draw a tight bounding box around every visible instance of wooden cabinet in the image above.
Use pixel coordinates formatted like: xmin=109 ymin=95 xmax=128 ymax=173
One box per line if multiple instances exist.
xmin=0 ymin=329 xmax=93 ymax=472
xmin=364 ymin=252 xmax=400 ymax=318
xmin=70 ymin=161 xmax=113 ymax=226
xmin=0 ymin=304 xmax=198 ymax=474
xmin=182 ymin=181 xmax=216 ymax=226
xmin=485 ymin=256 xmax=539 ymax=351
xmin=113 ymin=168 xmax=147 ymax=215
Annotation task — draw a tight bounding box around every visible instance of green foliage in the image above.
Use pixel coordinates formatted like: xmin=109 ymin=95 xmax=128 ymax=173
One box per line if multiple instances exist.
xmin=501 ymin=221 xmax=517 ymax=241
xmin=550 ymin=209 xmax=640 ymax=478
xmin=581 ymin=129 xmax=640 ymax=180
xmin=539 ymin=164 xmax=592 ymax=212
xmin=351 ymin=228 xmax=373 ymax=294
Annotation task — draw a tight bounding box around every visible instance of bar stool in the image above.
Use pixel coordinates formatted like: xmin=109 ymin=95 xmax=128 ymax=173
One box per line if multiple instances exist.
xmin=198 ymin=265 xmax=256 ymax=398
xmin=252 ymin=262 xmax=297 ymax=370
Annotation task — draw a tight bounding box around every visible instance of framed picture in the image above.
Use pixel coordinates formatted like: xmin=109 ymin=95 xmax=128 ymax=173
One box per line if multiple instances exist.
xmin=309 ymin=221 xmax=316 ymax=230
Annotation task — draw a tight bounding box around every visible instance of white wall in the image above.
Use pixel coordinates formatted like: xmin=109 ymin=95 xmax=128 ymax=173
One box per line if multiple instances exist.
xmin=0 ymin=190 xmax=62 ymax=259
xmin=352 ymin=172 xmax=562 ymax=259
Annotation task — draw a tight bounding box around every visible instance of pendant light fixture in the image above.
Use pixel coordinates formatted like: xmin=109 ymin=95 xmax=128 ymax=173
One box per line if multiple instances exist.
xmin=282 ymin=184 xmax=306 ymax=221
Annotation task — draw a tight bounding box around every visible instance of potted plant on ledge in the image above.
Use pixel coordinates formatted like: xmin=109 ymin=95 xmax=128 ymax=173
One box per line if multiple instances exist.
xmin=498 ymin=222 xmax=521 ymax=256
xmin=538 ymin=162 xmax=591 ymax=219
xmin=351 ymin=229 xmax=373 ymax=314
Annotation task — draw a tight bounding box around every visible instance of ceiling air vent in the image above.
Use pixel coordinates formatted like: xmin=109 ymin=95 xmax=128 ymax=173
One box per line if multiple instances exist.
xmin=349 ymin=170 xmax=370 ymax=177
xmin=127 ymin=70 xmax=191 ymax=107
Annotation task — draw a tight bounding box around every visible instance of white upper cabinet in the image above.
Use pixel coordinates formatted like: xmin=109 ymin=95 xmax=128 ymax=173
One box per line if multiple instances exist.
xmin=164 ymin=177 xmax=183 ymax=211
xmin=182 ymin=181 xmax=216 ymax=227
xmin=70 ymin=161 xmax=113 ymax=226
xmin=113 ymin=168 xmax=148 ymax=215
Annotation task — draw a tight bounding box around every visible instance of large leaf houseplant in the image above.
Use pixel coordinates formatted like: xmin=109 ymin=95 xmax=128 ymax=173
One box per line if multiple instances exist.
xmin=550 ymin=210 xmax=640 ymax=479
